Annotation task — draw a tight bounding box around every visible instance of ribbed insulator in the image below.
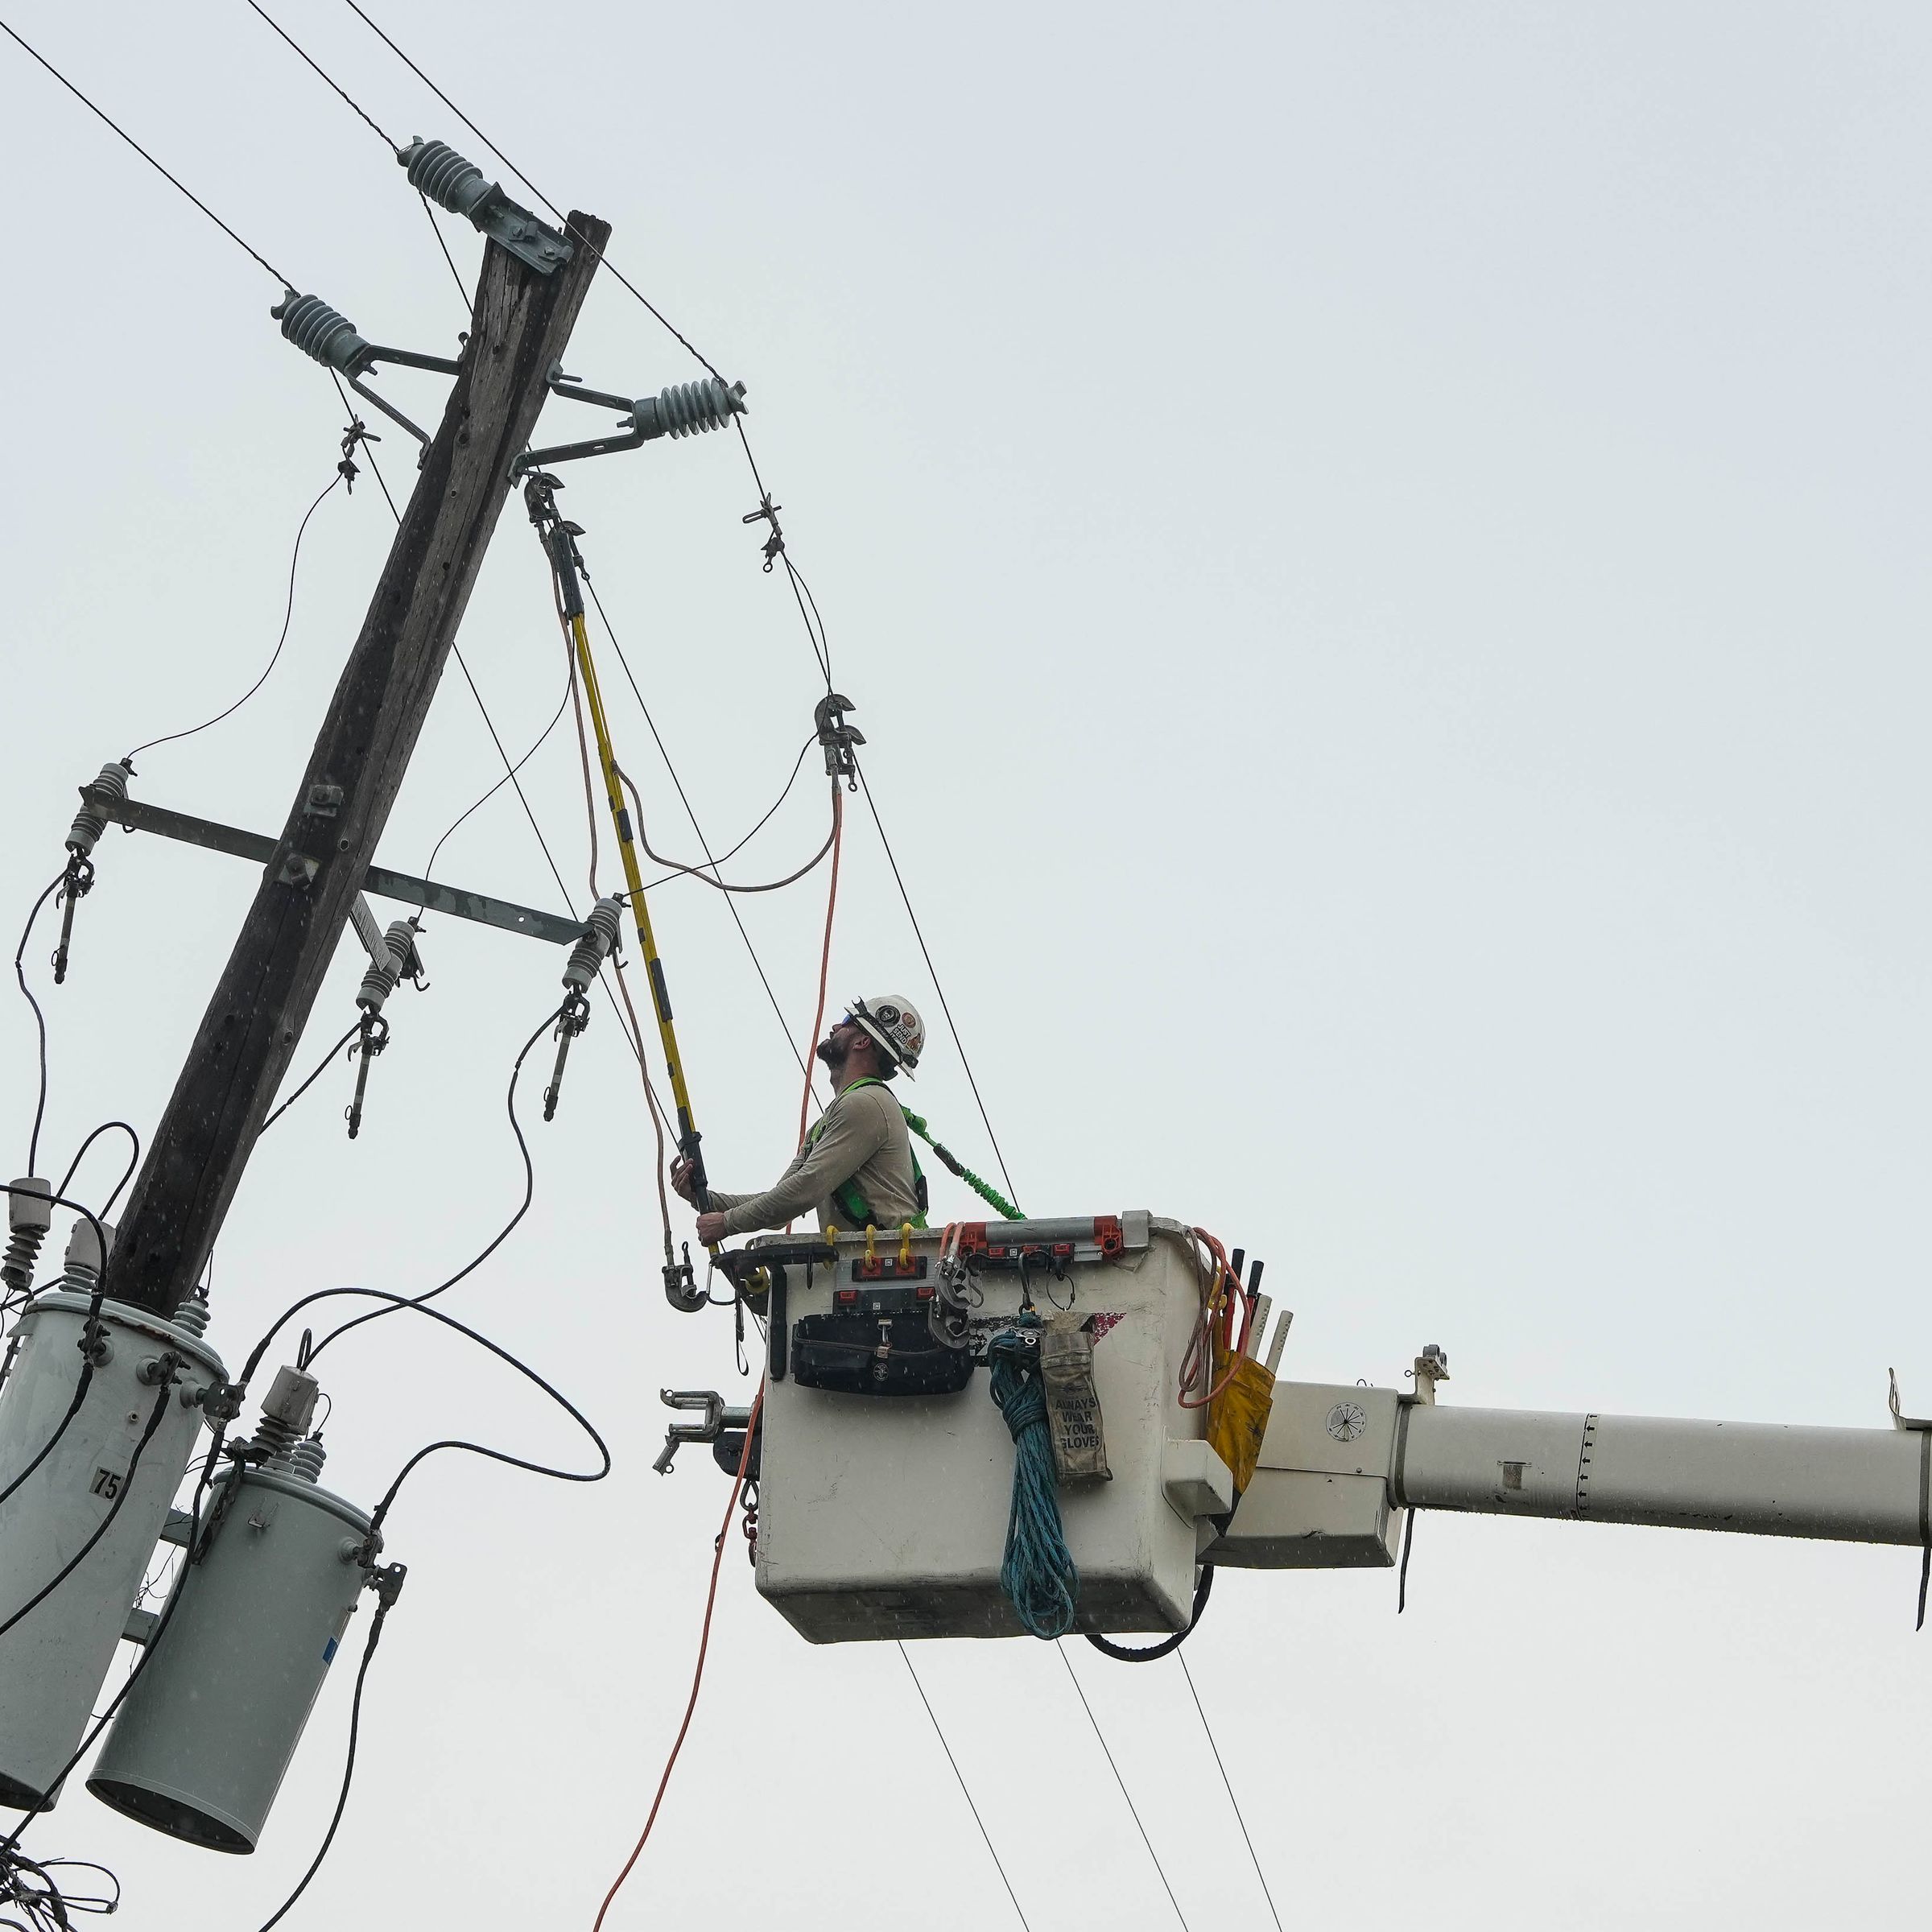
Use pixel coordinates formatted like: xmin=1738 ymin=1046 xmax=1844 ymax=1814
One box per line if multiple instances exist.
xmin=286 ymin=1436 xmax=327 ymax=1484
xmin=639 ymin=379 xmax=746 ymax=440
xmin=62 ymin=1216 xmax=114 ymax=1282
xmin=357 ymin=919 xmax=416 ymax=1014
xmin=66 ymin=762 xmax=130 ymax=859
xmin=253 ymin=1413 xmax=299 ymax=1468
xmin=171 ymin=1293 xmax=212 ymax=1340
xmin=0 ymin=1224 xmax=46 ymax=1302
xmin=561 ymin=896 xmax=624 ymax=993
xmin=270 ymin=291 xmax=374 ymax=376
xmin=397 ymin=138 xmax=493 ymax=221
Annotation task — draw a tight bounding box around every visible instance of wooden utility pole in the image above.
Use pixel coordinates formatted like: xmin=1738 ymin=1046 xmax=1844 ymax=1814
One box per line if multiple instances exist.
xmin=107 ymin=213 xmax=609 ymax=1319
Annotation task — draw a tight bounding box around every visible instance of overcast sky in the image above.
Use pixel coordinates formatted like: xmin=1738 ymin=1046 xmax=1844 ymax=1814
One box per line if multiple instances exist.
xmin=3 ymin=3 xmax=1930 ymax=1926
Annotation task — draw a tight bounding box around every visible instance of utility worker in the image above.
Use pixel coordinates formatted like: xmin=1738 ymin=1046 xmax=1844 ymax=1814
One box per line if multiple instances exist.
xmin=676 ymin=994 xmax=929 ymax=1245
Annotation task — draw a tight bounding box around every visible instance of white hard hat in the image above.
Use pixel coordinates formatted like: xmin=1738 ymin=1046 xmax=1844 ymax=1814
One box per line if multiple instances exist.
xmin=849 ymin=993 xmax=926 ymax=1076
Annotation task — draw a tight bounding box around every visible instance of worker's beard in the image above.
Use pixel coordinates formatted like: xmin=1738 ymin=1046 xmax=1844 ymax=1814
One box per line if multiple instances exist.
xmin=815 ymin=1034 xmax=848 ymax=1077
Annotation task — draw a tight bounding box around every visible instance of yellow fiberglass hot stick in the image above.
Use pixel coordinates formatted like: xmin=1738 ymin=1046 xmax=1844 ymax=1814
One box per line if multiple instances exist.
xmin=528 ymin=475 xmax=709 ymax=1312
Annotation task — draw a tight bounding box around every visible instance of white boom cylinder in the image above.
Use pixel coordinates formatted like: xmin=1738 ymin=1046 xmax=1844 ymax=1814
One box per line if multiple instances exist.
xmin=0 ymin=1285 xmax=222 ymax=1810
xmin=1394 ymin=1405 xmax=1930 ymax=1544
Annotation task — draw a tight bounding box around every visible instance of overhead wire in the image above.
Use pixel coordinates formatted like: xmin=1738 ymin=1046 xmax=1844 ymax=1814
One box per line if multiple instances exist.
xmin=300 ymin=998 xmax=559 ymax=1364
xmin=853 ymin=758 xmax=1020 ymax=1201
xmin=0 ymin=16 xmax=293 ymax=284
xmin=896 ymin=1644 xmax=1033 ymax=1931
xmin=1176 ymin=1652 xmax=1283 ymax=1932
xmin=54 ymin=1121 xmax=139 ymax=1219
xmin=14 ymin=874 xmax=62 ymax=1173
xmin=1055 ymin=1643 xmax=1191 ymax=1931
xmin=124 ymin=469 xmax=342 ymax=762
xmin=257 ymin=1022 xmax=359 ymax=1135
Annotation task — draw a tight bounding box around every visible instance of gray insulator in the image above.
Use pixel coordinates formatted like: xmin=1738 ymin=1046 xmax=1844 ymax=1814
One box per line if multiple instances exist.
xmin=561 ymin=896 xmax=624 ymax=993
xmin=397 ymin=137 xmax=493 ymax=222
xmin=171 ymin=1293 xmax=211 ymax=1340
xmin=62 ymin=1216 xmax=114 ymax=1284
xmin=3 ymin=1179 xmax=51 ymax=1302
xmin=357 ymin=919 xmax=417 ymax=1015
xmin=630 ymin=379 xmax=748 ymax=441
xmin=270 ymin=291 xmax=374 ymax=377
xmin=286 ymin=1436 xmax=327 ymax=1484
xmin=66 ymin=762 xmax=130 ymax=860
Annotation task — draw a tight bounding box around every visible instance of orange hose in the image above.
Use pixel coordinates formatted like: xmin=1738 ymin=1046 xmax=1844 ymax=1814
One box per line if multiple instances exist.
xmin=592 ymin=1382 xmax=766 ymax=1930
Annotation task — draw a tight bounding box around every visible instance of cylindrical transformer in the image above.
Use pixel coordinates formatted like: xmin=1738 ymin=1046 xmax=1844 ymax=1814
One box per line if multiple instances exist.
xmin=0 ymin=1285 xmax=223 ymax=1811
xmin=89 ymin=1461 xmax=374 ymax=1852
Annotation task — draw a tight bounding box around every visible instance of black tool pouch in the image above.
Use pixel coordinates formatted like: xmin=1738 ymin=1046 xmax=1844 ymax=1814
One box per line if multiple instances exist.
xmin=790 ymin=1312 xmax=976 ymax=1397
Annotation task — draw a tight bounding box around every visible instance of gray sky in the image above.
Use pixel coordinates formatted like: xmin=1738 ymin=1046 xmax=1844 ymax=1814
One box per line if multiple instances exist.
xmin=3 ymin=3 xmax=1930 ymax=1926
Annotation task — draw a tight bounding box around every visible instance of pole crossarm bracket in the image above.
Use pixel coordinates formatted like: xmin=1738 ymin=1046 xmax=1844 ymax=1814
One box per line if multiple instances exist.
xmin=510 ymin=365 xmax=747 ymax=477
xmin=83 ymin=786 xmax=582 ymax=948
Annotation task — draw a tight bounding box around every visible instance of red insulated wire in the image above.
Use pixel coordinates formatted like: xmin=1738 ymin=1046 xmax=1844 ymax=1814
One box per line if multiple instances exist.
xmin=592 ymin=1383 xmax=766 ymax=1930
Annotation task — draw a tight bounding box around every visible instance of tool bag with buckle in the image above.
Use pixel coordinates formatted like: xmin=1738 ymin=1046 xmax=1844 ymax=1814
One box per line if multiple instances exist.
xmin=790 ymin=1311 xmax=976 ymax=1397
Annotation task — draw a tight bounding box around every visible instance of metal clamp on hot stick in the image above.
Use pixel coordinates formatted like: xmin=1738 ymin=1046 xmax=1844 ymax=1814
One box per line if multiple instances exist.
xmin=523 ymin=476 xmax=716 ymax=1315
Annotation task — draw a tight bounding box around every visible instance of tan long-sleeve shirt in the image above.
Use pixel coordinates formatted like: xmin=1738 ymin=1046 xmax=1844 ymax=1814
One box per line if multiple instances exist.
xmin=707 ymin=1080 xmax=919 ymax=1237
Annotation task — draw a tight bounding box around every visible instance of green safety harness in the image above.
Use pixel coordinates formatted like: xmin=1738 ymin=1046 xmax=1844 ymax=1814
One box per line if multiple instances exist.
xmin=805 ymin=1080 xmax=1024 ymax=1227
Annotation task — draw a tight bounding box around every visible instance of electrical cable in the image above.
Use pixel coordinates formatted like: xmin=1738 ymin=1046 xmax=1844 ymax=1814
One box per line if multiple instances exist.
xmin=0 ymin=1379 xmax=171 ymax=1648
xmin=617 ymin=765 xmax=839 ymax=897
xmin=420 ymin=671 xmax=572 ymax=885
xmin=242 ymin=0 xmax=394 ymax=144
xmin=14 ymin=874 xmax=62 ymax=1174
xmin=125 ymin=471 xmax=341 ymax=761
xmin=1084 ymin=1564 xmax=1214 ymax=1664
xmin=592 ymin=1385 xmax=763 ymax=1931
xmin=0 ymin=1429 xmax=230 ymax=1856
xmin=580 ymin=574 xmax=811 ymax=1085
xmin=636 ymin=734 xmax=816 ymax=892
xmin=254 ymin=1583 xmax=390 ymax=1932
xmin=301 ymin=1000 xmax=558 ymax=1364
xmin=1175 ymin=1651 xmax=1284 ymax=1932
xmin=0 ymin=17 xmax=293 ymax=284
xmin=54 ymin=1122 xmax=139 ymax=1220
xmin=1055 ymin=1643 xmax=1191 ymax=1931
xmin=852 ymin=758 xmax=1020 ymax=1200
xmin=895 ymin=1642 xmax=1033 ymax=1931
xmin=346 ymin=403 xmax=584 ymax=920
xmin=0 ymin=1183 xmax=116 ymax=1518
xmin=338 ymin=0 xmax=726 ymax=386
xmin=256 ymin=1023 xmax=360 ymax=1135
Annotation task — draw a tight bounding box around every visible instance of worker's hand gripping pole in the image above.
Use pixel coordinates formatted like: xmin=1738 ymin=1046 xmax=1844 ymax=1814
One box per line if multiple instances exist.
xmin=526 ymin=474 xmax=712 ymax=1315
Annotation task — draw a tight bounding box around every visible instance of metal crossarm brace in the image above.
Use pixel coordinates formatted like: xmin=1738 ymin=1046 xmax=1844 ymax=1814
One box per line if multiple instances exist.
xmin=84 ymin=787 xmax=583 ymax=949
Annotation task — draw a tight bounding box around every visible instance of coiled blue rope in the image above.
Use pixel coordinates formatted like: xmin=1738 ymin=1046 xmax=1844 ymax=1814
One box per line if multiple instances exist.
xmin=987 ymin=1323 xmax=1079 ymax=1638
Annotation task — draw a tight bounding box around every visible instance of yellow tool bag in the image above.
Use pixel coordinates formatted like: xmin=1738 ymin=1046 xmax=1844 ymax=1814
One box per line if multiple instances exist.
xmin=1206 ymin=1345 xmax=1275 ymax=1501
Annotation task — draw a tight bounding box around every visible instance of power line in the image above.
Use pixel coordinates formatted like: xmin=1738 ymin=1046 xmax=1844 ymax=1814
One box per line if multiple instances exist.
xmin=897 ymin=1643 xmax=1032 ymax=1931
xmin=1176 ymin=1652 xmax=1283 ymax=1932
xmin=852 ymin=758 xmax=1020 ymax=1200
xmin=242 ymin=0 xmax=394 ymax=146
xmin=0 ymin=16 xmax=292 ymax=284
xmin=1056 ymin=1643 xmax=1191 ymax=1931
xmin=580 ymin=573 xmax=814 ymax=1088
xmin=338 ymin=0 xmax=728 ymax=386
xmin=126 ymin=469 xmax=342 ymax=761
